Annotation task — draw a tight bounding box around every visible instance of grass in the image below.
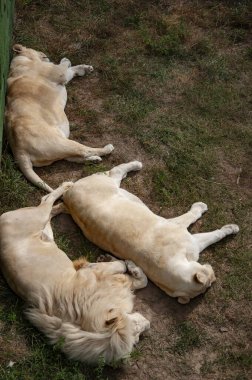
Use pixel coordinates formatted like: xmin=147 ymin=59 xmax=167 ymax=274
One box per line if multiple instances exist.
xmin=77 ymin=108 xmax=99 ymax=127
xmin=0 ymin=152 xmax=36 ymax=212
xmin=52 ymin=221 xmax=104 ymax=263
xmin=0 ymin=336 xmax=95 ymax=380
xmin=105 ymin=90 xmax=156 ymax=125
xmin=173 ymin=322 xmax=202 ymax=355
xmin=140 ymin=21 xmax=187 ymax=59
xmin=0 ymin=0 xmax=251 ymax=378
xmin=129 ymin=349 xmax=142 ymax=361
xmin=217 ymin=350 xmax=252 ymax=371
xmin=83 ymin=162 xmax=109 ymax=176
xmin=53 ymin=231 xmax=71 ymax=253
xmin=222 ymin=249 xmax=252 ymax=301
xmin=0 ymin=281 xmax=106 ymax=380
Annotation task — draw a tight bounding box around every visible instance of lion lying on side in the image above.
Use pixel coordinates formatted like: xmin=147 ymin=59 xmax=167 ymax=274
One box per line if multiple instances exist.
xmin=0 ymin=183 xmax=149 ymax=363
xmin=63 ymin=161 xmax=239 ymax=304
xmin=5 ymin=44 xmax=114 ymax=192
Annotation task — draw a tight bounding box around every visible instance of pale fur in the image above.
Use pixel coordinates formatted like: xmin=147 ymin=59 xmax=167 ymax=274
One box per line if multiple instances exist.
xmin=0 ymin=183 xmax=149 ymax=363
xmin=5 ymin=44 xmax=114 ymax=192
xmin=63 ymin=161 xmax=239 ymax=304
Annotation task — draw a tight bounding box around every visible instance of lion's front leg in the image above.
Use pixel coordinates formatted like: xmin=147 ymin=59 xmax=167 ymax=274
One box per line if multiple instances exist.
xmin=65 ymin=65 xmax=94 ymax=83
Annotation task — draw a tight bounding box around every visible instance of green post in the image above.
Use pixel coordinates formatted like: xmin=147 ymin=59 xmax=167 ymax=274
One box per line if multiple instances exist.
xmin=0 ymin=0 xmax=14 ymax=160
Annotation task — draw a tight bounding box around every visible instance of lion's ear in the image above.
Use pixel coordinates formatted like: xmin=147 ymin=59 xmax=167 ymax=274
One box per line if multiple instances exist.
xmin=178 ymin=296 xmax=190 ymax=304
xmin=105 ymin=316 xmax=118 ymax=326
xmin=13 ymin=44 xmax=24 ymax=53
xmin=194 ymin=272 xmax=207 ymax=285
xmin=105 ymin=308 xmax=120 ymax=327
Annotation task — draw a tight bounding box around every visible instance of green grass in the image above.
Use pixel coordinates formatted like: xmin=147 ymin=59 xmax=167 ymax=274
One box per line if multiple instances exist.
xmin=53 ymin=231 xmax=71 ymax=253
xmin=173 ymin=322 xmax=202 ymax=355
xmin=105 ymin=90 xmax=156 ymax=125
xmin=0 ymin=280 xmax=107 ymax=380
xmin=0 ymin=340 xmax=96 ymax=380
xmin=222 ymin=249 xmax=252 ymax=301
xmin=0 ymin=153 xmax=36 ymax=213
xmin=52 ymin=222 xmax=103 ymax=263
xmin=197 ymin=55 xmax=232 ymax=81
xmin=140 ymin=21 xmax=187 ymax=59
xmin=82 ymin=162 xmax=109 ymax=176
xmin=215 ymin=349 xmax=252 ymax=380
xmin=77 ymin=108 xmax=99 ymax=127
xmin=130 ymin=349 xmax=142 ymax=360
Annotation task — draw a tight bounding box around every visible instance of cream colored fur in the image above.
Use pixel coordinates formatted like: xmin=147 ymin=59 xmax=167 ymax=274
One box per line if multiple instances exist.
xmin=0 ymin=183 xmax=149 ymax=363
xmin=5 ymin=44 xmax=114 ymax=192
xmin=63 ymin=161 xmax=239 ymax=304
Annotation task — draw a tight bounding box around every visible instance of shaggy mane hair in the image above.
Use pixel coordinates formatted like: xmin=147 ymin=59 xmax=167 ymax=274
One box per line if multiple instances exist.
xmin=25 ymin=267 xmax=136 ymax=363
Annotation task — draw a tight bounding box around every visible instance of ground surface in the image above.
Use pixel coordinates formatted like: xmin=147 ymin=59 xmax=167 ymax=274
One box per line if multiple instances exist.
xmin=0 ymin=1 xmax=252 ymax=379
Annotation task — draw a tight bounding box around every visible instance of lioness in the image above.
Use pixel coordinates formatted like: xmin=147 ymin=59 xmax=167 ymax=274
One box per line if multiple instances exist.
xmin=5 ymin=44 xmax=114 ymax=192
xmin=63 ymin=161 xmax=239 ymax=304
xmin=0 ymin=183 xmax=149 ymax=363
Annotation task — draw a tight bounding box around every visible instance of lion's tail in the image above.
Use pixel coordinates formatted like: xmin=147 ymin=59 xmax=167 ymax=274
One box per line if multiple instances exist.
xmin=25 ymin=308 xmax=135 ymax=363
xmin=17 ymin=153 xmax=53 ymax=192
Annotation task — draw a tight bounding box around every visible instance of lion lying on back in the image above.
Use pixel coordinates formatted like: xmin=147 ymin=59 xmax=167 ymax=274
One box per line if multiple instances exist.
xmin=63 ymin=161 xmax=239 ymax=304
xmin=0 ymin=183 xmax=149 ymax=363
xmin=5 ymin=44 xmax=114 ymax=192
